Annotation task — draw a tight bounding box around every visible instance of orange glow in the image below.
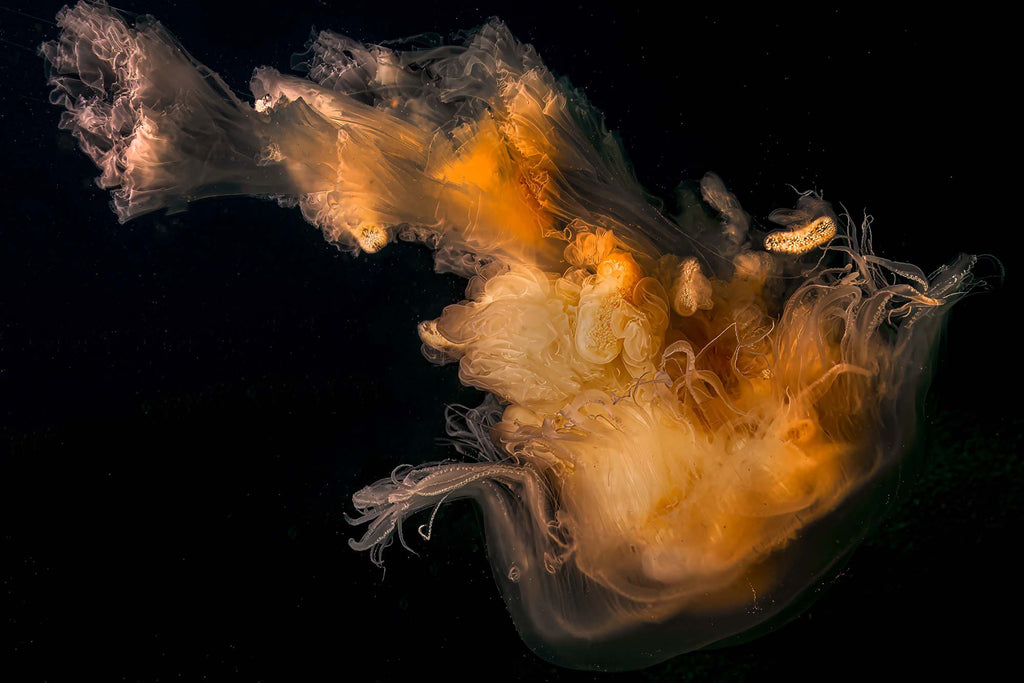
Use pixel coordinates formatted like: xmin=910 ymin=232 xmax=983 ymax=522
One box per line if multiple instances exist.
xmin=428 ymin=119 xmax=555 ymax=260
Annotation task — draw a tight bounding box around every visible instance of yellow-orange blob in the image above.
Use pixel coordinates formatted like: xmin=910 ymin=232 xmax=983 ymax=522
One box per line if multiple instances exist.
xmin=764 ymin=215 xmax=837 ymax=254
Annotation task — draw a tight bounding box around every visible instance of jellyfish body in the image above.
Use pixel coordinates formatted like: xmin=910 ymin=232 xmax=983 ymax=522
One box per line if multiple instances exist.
xmin=41 ymin=1 xmax=977 ymax=670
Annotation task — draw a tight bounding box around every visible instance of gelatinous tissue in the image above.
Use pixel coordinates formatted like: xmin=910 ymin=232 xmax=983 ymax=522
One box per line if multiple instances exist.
xmin=40 ymin=1 xmax=981 ymax=669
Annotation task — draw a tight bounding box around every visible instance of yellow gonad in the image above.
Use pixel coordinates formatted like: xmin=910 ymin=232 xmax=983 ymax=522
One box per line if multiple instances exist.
xmin=41 ymin=0 xmax=979 ymax=671
xmin=764 ymin=215 xmax=838 ymax=254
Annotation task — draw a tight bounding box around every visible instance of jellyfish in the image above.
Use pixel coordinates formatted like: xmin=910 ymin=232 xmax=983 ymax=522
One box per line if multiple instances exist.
xmin=39 ymin=1 xmax=981 ymax=670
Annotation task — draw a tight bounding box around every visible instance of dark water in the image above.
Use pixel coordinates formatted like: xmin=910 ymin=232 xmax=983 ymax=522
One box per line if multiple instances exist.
xmin=2 ymin=1 xmax=1019 ymax=679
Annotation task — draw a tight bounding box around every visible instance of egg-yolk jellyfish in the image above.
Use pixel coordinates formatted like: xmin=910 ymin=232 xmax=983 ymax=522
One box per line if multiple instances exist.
xmin=40 ymin=1 xmax=981 ymax=670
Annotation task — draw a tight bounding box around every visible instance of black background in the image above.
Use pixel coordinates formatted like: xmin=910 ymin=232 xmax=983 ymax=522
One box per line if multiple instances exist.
xmin=3 ymin=1 xmax=1020 ymax=680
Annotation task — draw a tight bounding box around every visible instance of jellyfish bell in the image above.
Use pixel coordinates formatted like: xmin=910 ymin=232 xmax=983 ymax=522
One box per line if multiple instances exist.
xmin=40 ymin=0 xmax=981 ymax=670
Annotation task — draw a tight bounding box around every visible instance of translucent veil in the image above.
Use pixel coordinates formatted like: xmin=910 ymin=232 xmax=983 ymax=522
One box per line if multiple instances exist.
xmin=41 ymin=1 xmax=979 ymax=669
